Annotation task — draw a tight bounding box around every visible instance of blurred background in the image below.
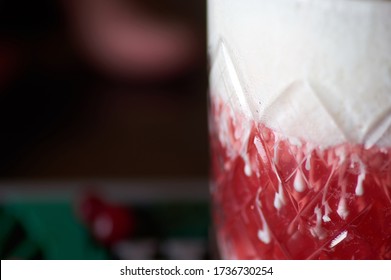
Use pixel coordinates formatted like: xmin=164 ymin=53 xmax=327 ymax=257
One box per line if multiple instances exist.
xmin=0 ymin=0 xmax=211 ymax=259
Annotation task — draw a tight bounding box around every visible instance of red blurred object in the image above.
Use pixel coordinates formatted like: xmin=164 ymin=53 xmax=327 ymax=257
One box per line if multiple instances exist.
xmin=78 ymin=193 xmax=134 ymax=245
xmin=64 ymin=0 xmax=201 ymax=80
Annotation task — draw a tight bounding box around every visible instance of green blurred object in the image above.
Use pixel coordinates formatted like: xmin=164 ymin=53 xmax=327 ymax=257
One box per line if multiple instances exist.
xmin=1 ymin=201 xmax=108 ymax=260
xmin=147 ymin=203 xmax=209 ymax=238
xmin=0 ymin=189 xmax=210 ymax=260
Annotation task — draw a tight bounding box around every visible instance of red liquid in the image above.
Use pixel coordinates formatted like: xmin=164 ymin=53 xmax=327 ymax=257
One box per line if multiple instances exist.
xmin=210 ymin=98 xmax=391 ymax=259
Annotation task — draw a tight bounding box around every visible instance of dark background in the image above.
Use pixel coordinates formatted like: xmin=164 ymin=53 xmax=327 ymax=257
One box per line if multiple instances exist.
xmin=0 ymin=0 xmax=208 ymax=179
xmin=0 ymin=0 xmax=212 ymax=260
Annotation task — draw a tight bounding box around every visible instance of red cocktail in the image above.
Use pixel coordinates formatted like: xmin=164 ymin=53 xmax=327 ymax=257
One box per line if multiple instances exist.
xmin=208 ymin=0 xmax=391 ymax=259
xmin=210 ymin=97 xmax=391 ymax=259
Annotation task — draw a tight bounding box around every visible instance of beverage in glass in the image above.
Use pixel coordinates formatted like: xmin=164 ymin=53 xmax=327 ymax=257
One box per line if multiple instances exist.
xmin=208 ymin=0 xmax=391 ymax=259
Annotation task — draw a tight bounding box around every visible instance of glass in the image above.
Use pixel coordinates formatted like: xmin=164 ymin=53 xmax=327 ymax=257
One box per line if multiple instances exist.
xmin=208 ymin=0 xmax=391 ymax=259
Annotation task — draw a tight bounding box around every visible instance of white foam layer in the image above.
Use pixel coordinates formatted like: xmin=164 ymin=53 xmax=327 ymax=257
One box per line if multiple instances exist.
xmin=208 ymin=0 xmax=391 ymax=148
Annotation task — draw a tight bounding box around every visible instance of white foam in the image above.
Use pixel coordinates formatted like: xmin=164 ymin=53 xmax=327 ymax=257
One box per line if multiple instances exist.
xmin=208 ymin=0 xmax=391 ymax=148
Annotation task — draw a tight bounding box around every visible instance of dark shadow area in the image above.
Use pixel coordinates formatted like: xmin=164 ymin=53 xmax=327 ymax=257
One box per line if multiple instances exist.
xmin=0 ymin=0 xmax=213 ymax=260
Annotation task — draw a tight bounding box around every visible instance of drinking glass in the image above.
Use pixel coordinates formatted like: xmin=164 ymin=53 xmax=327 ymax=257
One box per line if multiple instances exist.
xmin=208 ymin=0 xmax=391 ymax=259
